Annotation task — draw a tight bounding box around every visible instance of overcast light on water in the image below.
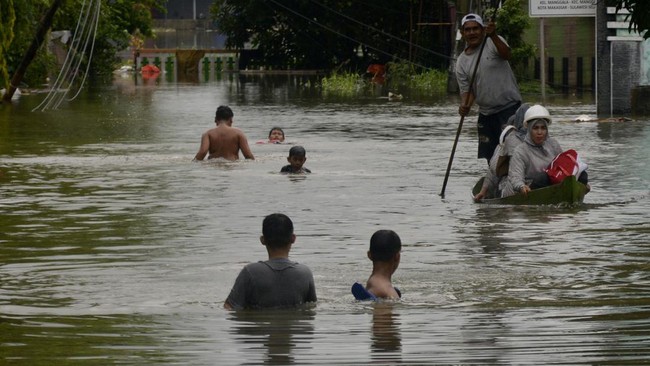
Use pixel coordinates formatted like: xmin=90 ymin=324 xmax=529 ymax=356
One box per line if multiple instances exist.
xmin=1 ymin=75 xmax=649 ymax=365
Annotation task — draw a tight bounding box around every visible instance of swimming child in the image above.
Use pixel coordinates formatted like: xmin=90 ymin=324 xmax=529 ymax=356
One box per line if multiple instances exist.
xmin=256 ymin=127 xmax=285 ymax=144
xmin=353 ymin=230 xmax=402 ymax=300
xmin=280 ymin=145 xmax=311 ymax=174
xmin=224 ymin=213 xmax=317 ymax=310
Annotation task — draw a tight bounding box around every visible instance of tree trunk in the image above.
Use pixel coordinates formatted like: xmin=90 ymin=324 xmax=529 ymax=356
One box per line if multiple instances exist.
xmin=2 ymin=0 xmax=64 ymax=103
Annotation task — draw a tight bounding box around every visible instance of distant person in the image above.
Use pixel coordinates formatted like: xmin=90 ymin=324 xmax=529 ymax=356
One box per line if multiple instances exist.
xmin=281 ymin=146 xmax=311 ymax=174
xmin=353 ymin=230 xmax=402 ymax=300
xmin=455 ymin=13 xmax=522 ymax=163
xmin=193 ymin=105 xmax=255 ymax=161
xmin=257 ymin=127 xmax=285 ymax=144
xmin=224 ymin=213 xmax=317 ymax=310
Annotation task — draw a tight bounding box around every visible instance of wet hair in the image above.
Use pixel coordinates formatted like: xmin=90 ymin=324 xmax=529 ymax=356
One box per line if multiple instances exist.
xmin=215 ymin=105 xmax=234 ymax=122
xmin=369 ymin=230 xmax=402 ymax=262
xmin=262 ymin=213 xmax=294 ymax=248
xmin=288 ymin=145 xmax=306 ymax=157
xmin=269 ymin=127 xmax=285 ymax=138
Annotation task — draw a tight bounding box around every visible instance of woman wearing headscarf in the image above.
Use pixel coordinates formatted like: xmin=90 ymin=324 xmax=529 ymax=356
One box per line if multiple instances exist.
xmin=503 ymin=105 xmax=562 ymax=197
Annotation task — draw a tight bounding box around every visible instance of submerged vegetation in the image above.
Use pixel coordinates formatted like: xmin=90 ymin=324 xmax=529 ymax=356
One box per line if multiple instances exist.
xmin=320 ymin=72 xmax=364 ymax=97
xmin=321 ymin=61 xmax=447 ymax=98
xmin=320 ymin=65 xmax=554 ymax=98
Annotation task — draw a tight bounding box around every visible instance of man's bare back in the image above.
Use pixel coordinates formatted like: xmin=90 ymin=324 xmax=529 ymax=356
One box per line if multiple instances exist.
xmin=194 ymin=107 xmax=254 ymax=161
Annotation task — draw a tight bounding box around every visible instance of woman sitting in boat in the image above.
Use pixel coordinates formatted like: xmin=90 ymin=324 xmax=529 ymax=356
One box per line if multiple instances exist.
xmin=503 ymin=105 xmax=588 ymax=197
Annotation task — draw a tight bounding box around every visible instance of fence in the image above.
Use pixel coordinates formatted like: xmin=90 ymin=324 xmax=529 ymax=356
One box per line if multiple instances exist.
xmin=532 ymin=56 xmax=596 ymax=93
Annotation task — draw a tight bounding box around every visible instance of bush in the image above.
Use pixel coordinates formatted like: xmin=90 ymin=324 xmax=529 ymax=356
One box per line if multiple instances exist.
xmin=320 ymin=72 xmax=366 ymax=97
xmin=320 ymin=62 xmax=448 ymax=98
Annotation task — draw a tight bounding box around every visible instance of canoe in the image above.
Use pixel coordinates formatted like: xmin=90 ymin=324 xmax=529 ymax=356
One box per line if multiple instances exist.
xmin=472 ymin=175 xmax=588 ymax=205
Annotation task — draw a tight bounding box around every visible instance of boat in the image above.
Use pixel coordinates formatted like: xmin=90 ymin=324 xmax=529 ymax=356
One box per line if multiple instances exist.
xmin=472 ymin=175 xmax=588 ymax=205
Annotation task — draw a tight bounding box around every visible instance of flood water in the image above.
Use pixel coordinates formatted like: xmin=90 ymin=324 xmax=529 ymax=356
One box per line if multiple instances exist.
xmin=1 ymin=74 xmax=649 ymax=365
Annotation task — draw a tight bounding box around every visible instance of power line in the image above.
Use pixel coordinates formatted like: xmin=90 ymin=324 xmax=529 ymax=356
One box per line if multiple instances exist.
xmin=307 ymin=0 xmax=450 ymax=59
xmin=265 ymin=0 xmax=449 ymax=70
xmin=33 ymin=0 xmax=101 ymax=111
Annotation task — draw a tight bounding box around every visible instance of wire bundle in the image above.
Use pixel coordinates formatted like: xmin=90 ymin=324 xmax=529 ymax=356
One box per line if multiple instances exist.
xmin=33 ymin=0 xmax=101 ymax=112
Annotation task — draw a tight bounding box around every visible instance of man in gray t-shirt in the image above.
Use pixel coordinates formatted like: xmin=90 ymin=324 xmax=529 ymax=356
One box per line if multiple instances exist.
xmin=224 ymin=214 xmax=317 ymax=310
xmin=455 ymin=13 xmax=522 ymax=163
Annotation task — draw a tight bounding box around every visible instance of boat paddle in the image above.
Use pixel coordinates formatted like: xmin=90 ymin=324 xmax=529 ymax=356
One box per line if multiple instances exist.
xmin=440 ymin=5 xmax=499 ymax=198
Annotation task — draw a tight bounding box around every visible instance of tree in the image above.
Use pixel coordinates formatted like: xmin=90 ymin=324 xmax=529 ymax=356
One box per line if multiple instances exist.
xmin=493 ymin=0 xmax=535 ymax=75
xmin=607 ymin=0 xmax=650 ymax=39
xmin=210 ymin=0 xmax=453 ymax=71
xmin=1 ymin=0 xmax=165 ymax=92
xmin=0 ymin=0 xmax=16 ymax=90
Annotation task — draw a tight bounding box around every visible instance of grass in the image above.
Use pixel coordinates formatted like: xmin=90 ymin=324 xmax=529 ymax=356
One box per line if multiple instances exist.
xmin=320 ymin=65 xmax=448 ymax=97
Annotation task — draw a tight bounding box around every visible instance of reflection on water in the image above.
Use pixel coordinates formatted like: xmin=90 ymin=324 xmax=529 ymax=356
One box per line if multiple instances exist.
xmin=371 ymin=302 xmax=401 ymax=360
xmin=1 ymin=75 xmax=650 ymax=364
xmin=229 ymin=309 xmax=315 ymax=365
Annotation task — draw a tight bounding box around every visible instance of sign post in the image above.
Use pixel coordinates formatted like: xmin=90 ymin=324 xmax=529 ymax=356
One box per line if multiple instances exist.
xmin=529 ymin=0 xmax=597 ymax=18
xmin=528 ymin=0 xmax=596 ymax=101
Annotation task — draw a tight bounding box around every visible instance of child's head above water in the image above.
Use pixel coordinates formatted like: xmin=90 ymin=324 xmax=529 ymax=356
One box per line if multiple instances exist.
xmin=268 ymin=127 xmax=285 ymax=143
xmin=262 ymin=213 xmax=294 ymax=248
xmin=287 ymin=145 xmax=307 ymax=170
xmin=288 ymin=145 xmax=306 ymax=157
xmin=368 ymin=230 xmax=402 ymax=262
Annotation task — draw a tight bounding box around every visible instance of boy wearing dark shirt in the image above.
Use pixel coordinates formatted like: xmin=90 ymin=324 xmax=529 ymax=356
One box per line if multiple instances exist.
xmin=280 ymin=146 xmax=311 ymax=174
xmin=224 ymin=213 xmax=317 ymax=310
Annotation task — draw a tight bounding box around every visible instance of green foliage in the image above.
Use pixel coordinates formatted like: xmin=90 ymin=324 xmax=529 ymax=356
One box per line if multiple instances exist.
xmin=607 ymin=0 xmax=650 ymax=39
xmin=408 ymin=68 xmax=447 ymax=95
xmin=492 ymin=0 xmax=536 ymax=75
xmin=386 ymin=61 xmax=447 ymax=95
xmin=3 ymin=0 xmax=164 ymax=88
xmin=321 ymin=62 xmax=447 ymax=98
xmin=320 ymin=72 xmax=365 ymax=97
xmin=518 ymin=79 xmax=555 ymax=94
xmin=0 ymin=0 xmax=16 ymax=89
xmin=210 ymin=0 xmax=452 ymax=71
xmin=2 ymin=0 xmax=51 ymax=88
xmin=384 ymin=61 xmax=414 ymax=91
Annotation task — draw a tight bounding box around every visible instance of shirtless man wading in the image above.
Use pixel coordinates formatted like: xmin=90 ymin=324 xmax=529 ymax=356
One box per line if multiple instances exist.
xmin=193 ymin=105 xmax=255 ymax=161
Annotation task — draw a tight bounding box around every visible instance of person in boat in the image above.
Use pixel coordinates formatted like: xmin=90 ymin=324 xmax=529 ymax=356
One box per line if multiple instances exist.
xmin=193 ymin=105 xmax=255 ymax=161
xmin=363 ymin=230 xmax=402 ymax=300
xmin=474 ymin=103 xmax=530 ymax=201
xmin=256 ymin=127 xmax=285 ymax=144
xmin=455 ymin=13 xmax=522 ymax=164
xmin=280 ymin=146 xmax=311 ymax=174
xmin=504 ymin=105 xmax=589 ymax=196
xmin=224 ymin=213 xmax=317 ymax=310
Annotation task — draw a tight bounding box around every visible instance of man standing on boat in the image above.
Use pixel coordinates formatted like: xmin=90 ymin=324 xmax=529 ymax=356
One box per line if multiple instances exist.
xmin=455 ymin=13 xmax=522 ymax=164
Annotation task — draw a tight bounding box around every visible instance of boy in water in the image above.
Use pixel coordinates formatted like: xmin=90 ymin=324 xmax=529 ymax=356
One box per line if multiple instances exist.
xmin=256 ymin=127 xmax=285 ymax=144
xmin=365 ymin=230 xmax=402 ymax=299
xmin=280 ymin=145 xmax=311 ymax=174
xmin=224 ymin=213 xmax=317 ymax=310
xmin=193 ymin=105 xmax=255 ymax=161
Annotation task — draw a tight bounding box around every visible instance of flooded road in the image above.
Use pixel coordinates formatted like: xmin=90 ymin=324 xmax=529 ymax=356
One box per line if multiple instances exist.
xmin=1 ymin=75 xmax=649 ymax=364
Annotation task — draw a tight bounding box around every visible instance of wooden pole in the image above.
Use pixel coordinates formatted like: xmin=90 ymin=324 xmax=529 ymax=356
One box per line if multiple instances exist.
xmin=540 ymin=18 xmax=546 ymax=103
xmin=440 ymin=6 xmax=498 ymax=198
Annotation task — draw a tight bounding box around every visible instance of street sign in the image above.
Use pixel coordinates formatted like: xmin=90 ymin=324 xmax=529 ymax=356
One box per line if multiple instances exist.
xmin=529 ymin=0 xmax=596 ymax=18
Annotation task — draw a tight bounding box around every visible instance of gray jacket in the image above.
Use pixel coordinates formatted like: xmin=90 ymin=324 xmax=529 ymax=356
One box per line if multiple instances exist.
xmin=504 ymin=124 xmax=562 ymax=195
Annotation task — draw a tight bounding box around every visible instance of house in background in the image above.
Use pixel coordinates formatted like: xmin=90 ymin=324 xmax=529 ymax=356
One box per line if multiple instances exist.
xmin=150 ymin=0 xmax=226 ymax=50
xmin=135 ymin=0 xmax=237 ymax=82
